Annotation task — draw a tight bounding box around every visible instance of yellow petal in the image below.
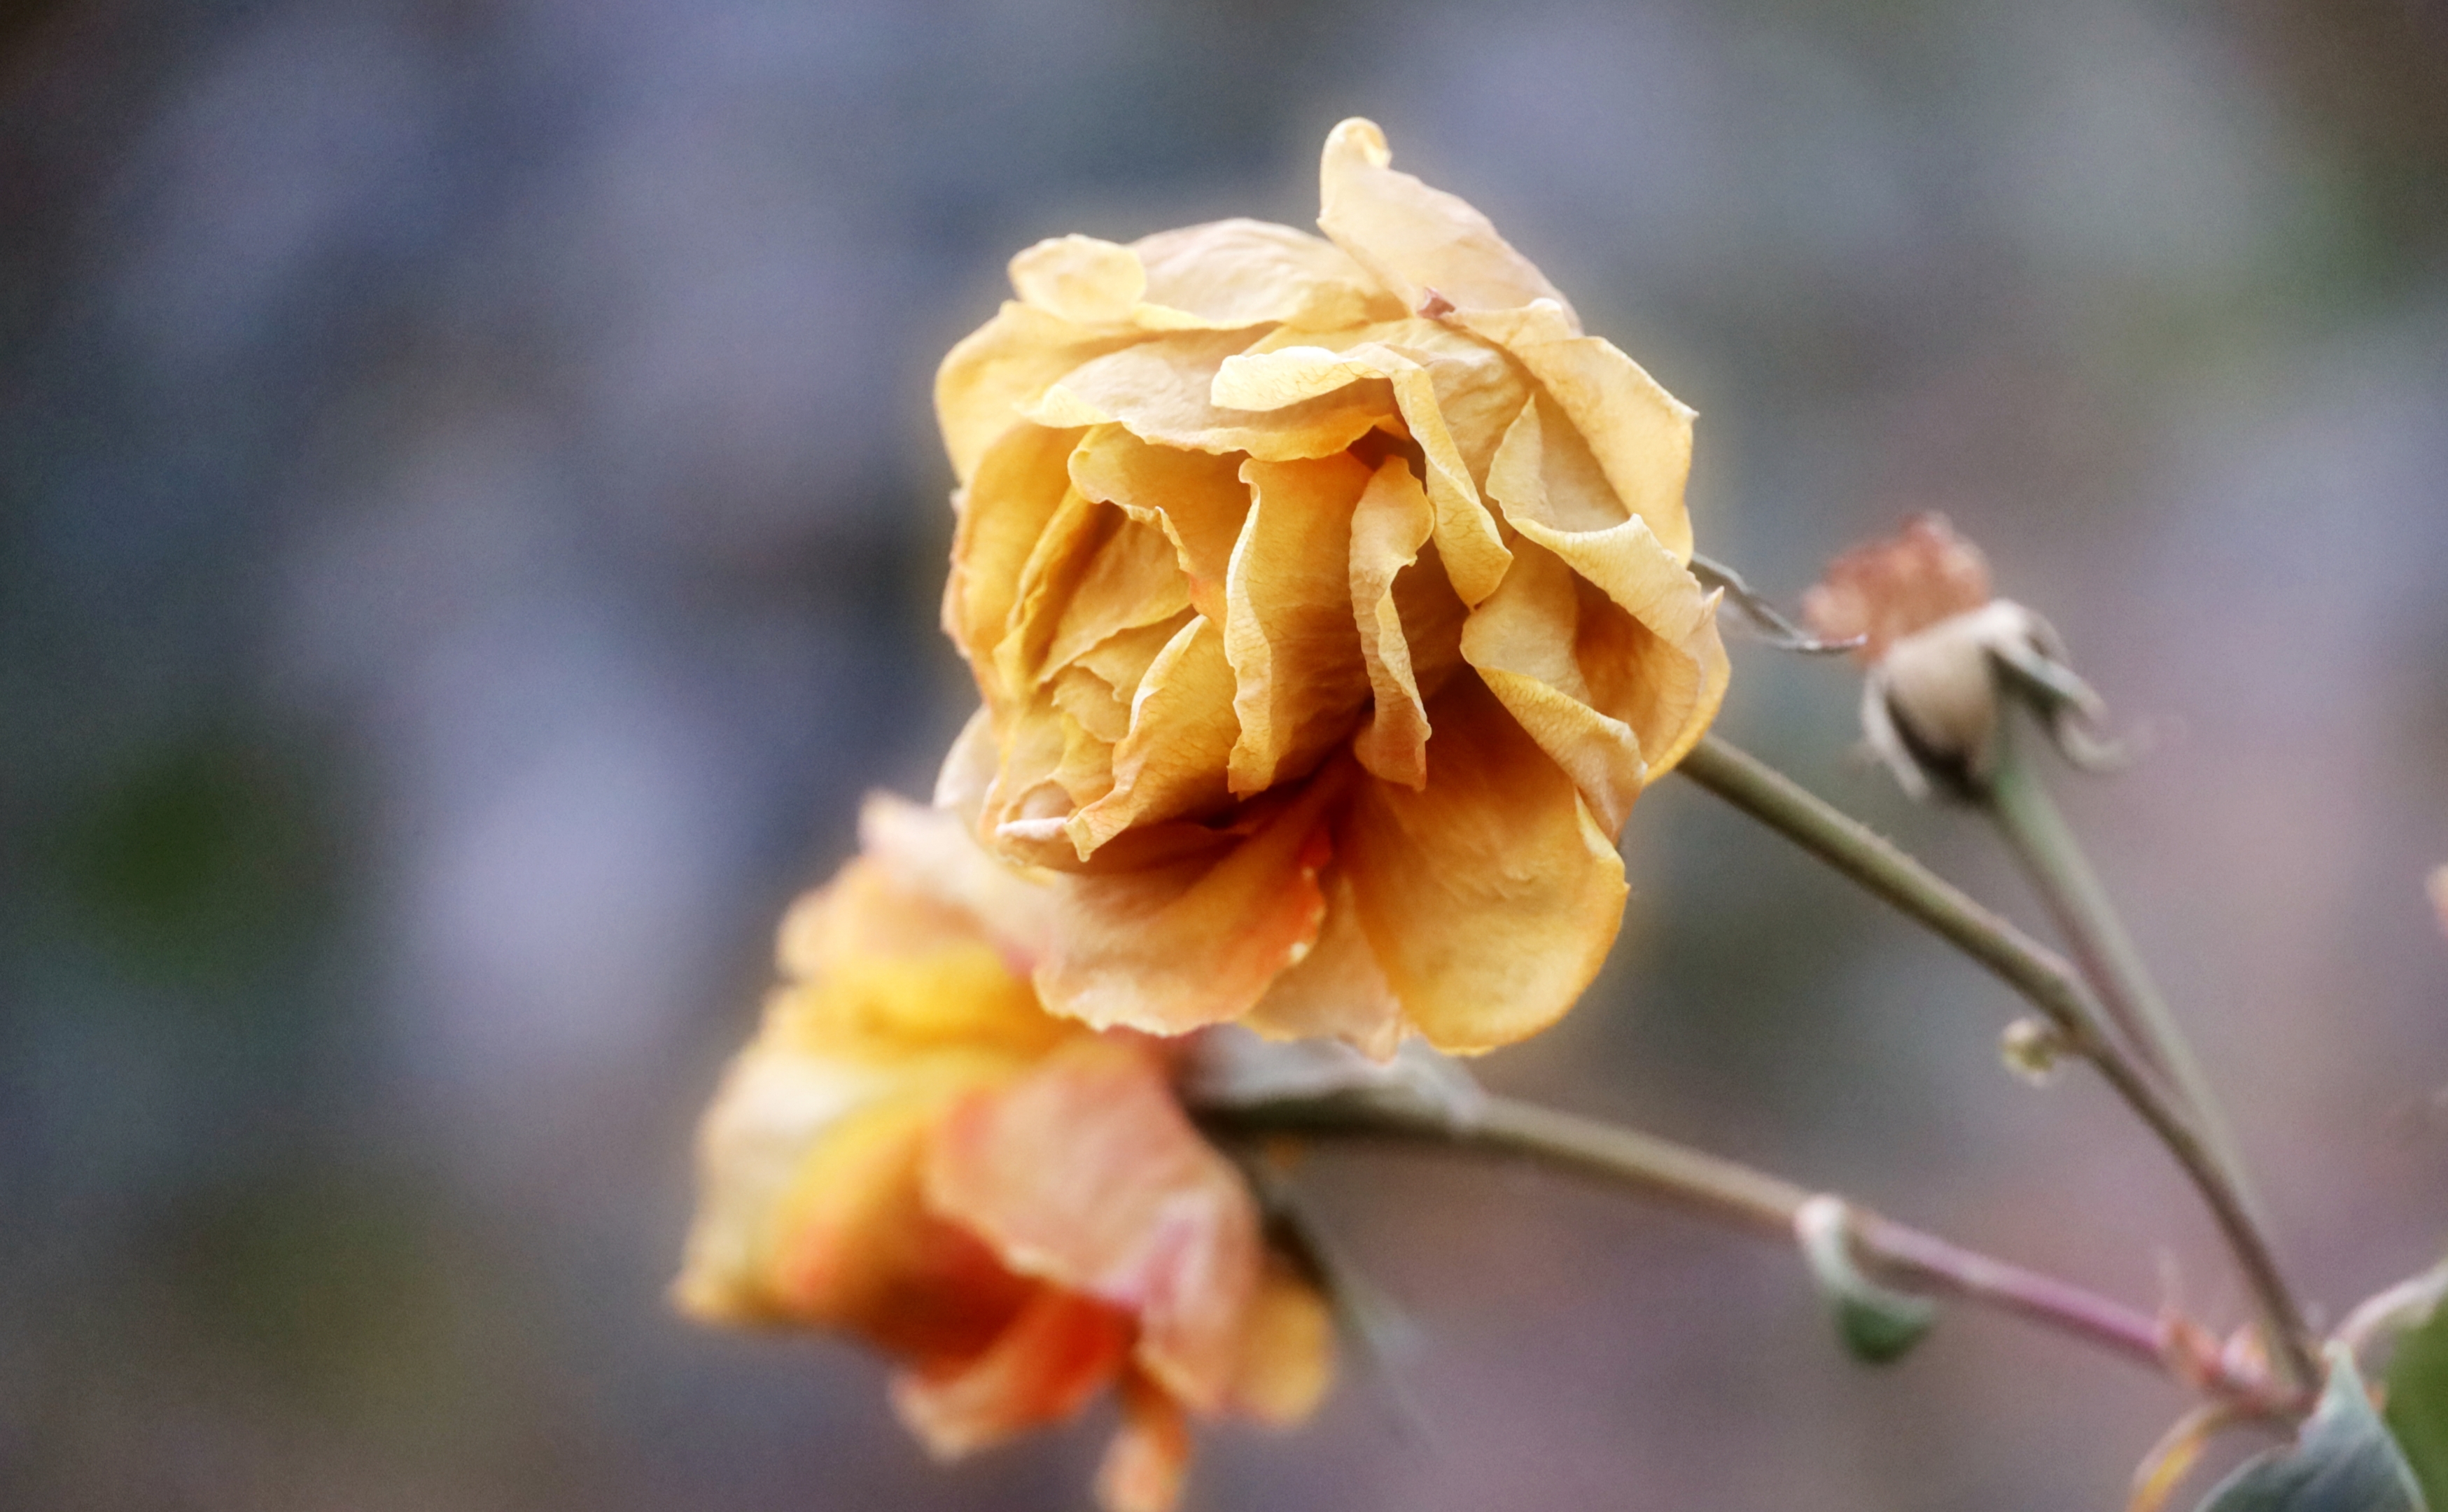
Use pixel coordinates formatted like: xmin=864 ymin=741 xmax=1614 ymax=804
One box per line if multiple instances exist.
xmin=1211 ymin=341 xmax=1509 ymax=606
xmin=1455 ymin=301 xmax=1697 ymax=561
xmin=938 ymin=304 xmax=1135 ymax=484
xmin=945 ymin=422 xmax=1085 ymax=676
xmin=1316 ymin=118 xmax=1574 ymax=321
xmin=1065 ymin=614 xmax=1239 ymax=858
xmin=1010 ymin=234 xmax=1147 ymax=326
xmin=1461 ymin=538 xmax=1646 ymax=836
xmin=991 ymin=486 xmax=1112 ymax=699
xmin=1036 ymin=774 xmax=1341 ymax=1033
xmin=1242 ymin=867 xmax=1404 ymax=1058
xmin=1068 ymin=424 xmax=1249 ymax=622
xmin=926 ymin=1038 xmax=1262 ymax=1410
xmin=1224 ymin=454 xmax=1375 ymax=794
xmin=1029 ymin=329 xmax=1388 ymax=463
xmin=1230 ymin=1254 xmax=1336 ymax=1426
xmin=1131 ymin=218 xmax=1396 ymax=332
xmin=891 ymin=1285 xmax=1135 ymax=1458
xmin=1345 ymin=458 xmax=1437 ymax=788
xmin=1040 ymin=510 xmax=1194 ymax=677
xmin=933 ymin=706 xmax=1000 ymax=831
xmin=1341 ymin=676 xmax=1628 ymax=1052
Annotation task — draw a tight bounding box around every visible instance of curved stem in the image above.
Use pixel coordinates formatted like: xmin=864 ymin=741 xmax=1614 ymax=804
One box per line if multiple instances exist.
xmin=1982 ymin=719 xmax=2259 ymax=1223
xmin=1672 ymin=734 xmax=2318 ymax=1396
xmin=1199 ymin=1086 xmax=2281 ymax=1408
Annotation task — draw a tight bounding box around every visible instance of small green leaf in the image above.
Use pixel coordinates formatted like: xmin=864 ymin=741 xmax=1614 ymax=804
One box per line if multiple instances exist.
xmin=2386 ymin=1273 xmax=2448 ymax=1511
xmin=2195 ymin=1345 xmax=2425 ymax=1512
xmin=1795 ymin=1196 xmax=1936 ymax=1365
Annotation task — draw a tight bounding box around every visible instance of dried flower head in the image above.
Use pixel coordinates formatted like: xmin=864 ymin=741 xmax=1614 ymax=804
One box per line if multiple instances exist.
xmin=1800 ymin=512 xmax=1992 ymax=664
xmin=675 ymin=797 xmax=1332 ymax=1512
xmin=1805 ymin=516 xmax=2106 ymax=802
xmin=935 ymin=118 xmax=1729 ymax=1055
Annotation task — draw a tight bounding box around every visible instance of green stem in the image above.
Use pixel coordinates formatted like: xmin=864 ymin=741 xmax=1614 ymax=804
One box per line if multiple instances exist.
xmin=1981 ymin=717 xmax=2260 ymax=1225
xmin=1201 ymin=1086 xmax=2282 ymax=1408
xmin=1672 ymin=734 xmax=2318 ymax=1396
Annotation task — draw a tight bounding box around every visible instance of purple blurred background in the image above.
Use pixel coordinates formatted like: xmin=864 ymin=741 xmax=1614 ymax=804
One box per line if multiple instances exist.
xmin=4 ymin=1 xmax=2447 ymax=1507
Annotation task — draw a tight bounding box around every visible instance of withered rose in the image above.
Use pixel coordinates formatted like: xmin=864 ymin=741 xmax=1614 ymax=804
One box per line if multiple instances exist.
xmin=935 ymin=118 xmax=1729 ymax=1055
xmin=676 ymin=796 xmax=1333 ymax=1512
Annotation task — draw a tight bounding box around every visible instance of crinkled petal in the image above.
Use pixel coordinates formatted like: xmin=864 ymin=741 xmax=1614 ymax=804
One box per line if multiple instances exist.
xmin=1242 ymin=867 xmax=1404 ymax=1059
xmin=1068 ymin=424 xmax=1249 ymax=622
xmin=1455 ymin=301 xmax=1696 ymax=560
xmin=1064 ymin=615 xmax=1239 ymax=858
xmin=1212 ymin=341 xmax=1509 ymax=606
xmin=1345 ymin=457 xmax=1439 ymax=788
xmin=891 ymin=1286 xmax=1135 ymax=1457
xmin=945 ymin=423 xmax=1086 ymax=673
xmin=926 ymin=1038 xmax=1263 ymax=1410
xmin=1041 ymin=512 xmax=1194 ymax=676
xmin=1030 ymin=330 xmax=1390 ymax=462
xmin=939 ymin=305 xmax=1137 ymax=485
xmin=1316 ymin=118 xmax=1574 ymax=322
xmin=1224 ymin=454 xmax=1375 ymax=794
xmin=1483 ymin=398 xmax=1728 ymax=778
xmin=1096 ymin=1373 xmax=1196 ymax=1512
xmin=1131 ymin=218 xmax=1395 ymax=331
xmin=1341 ymin=676 xmax=1628 ymax=1052
xmin=992 ymin=488 xmax=1113 ymax=700
xmin=1461 ymin=538 xmax=1646 ymax=836
xmin=1036 ymin=775 xmax=1341 ymax=1034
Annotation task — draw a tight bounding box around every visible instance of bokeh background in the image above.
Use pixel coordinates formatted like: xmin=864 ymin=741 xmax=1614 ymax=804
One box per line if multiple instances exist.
xmin=6 ymin=0 xmax=2448 ymax=1506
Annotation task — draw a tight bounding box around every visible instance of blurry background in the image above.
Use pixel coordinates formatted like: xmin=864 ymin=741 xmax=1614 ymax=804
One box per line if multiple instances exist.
xmin=4 ymin=0 xmax=2447 ymax=1506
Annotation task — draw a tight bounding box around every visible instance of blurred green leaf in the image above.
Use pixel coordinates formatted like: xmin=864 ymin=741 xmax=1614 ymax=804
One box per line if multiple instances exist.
xmin=1796 ymin=1196 xmax=1936 ymax=1365
xmin=2386 ymin=1278 xmax=2448 ymax=1511
xmin=2195 ymin=1345 xmax=2423 ymax=1512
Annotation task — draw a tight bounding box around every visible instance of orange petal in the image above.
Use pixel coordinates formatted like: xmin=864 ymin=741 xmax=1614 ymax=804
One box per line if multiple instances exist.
xmin=1131 ymin=218 xmax=1396 ymax=331
xmin=1035 ymin=774 xmax=1339 ymax=1035
xmin=1063 ymin=614 xmax=1240 ymax=858
xmin=1243 ymin=867 xmax=1404 ymax=1058
xmin=938 ymin=304 xmax=1135 ymax=485
xmin=1211 ymin=340 xmax=1510 ymax=607
xmin=1345 ymin=457 xmax=1438 ymax=788
xmin=1231 ymin=1254 xmax=1337 ymax=1426
xmin=1316 ymin=118 xmax=1574 ymax=321
xmin=1095 ymin=1372 xmax=1196 ymax=1512
xmin=678 ymin=1046 xmax=1033 ymax=1364
xmin=1341 ymin=676 xmax=1628 ymax=1052
xmin=1454 ymin=301 xmax=1697 ymax=560
xmin=1068 ymin=424 xmax=1250 ymax=622
xmin=1224 ymin=454 xmax=1375 ymax=794
xmin=891 ymin=1284 xmax=1135 ymax=1458
xmin=1028 ymin=330 xmax=1389 ymax=463
xmin=991 ymin=487 xmax=1114 ymax=699
xmin=1460 ymin=537 xmax=1646 ymax=836
xmin=926 ymin=1038 xmax=1264 ymax=1409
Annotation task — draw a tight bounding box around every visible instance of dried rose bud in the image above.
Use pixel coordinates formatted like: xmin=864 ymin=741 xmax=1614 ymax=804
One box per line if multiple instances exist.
xmin=1805 ymin=517 xmax=2104 ymax=802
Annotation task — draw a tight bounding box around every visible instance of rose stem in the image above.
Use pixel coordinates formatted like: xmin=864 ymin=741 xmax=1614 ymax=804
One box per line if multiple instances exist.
xmin=1672 ymin=734 xmax=2318 ymax=1396
xmin=1980 ymin=715 xmax=2259 ymax=1226
xmin=1200 ymin=1086 xmax=2275 ymax=1408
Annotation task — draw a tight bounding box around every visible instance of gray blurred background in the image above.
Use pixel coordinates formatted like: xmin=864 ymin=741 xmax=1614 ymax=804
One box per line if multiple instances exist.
xmin=5 ymin=1 xmax=2447 ymax=1507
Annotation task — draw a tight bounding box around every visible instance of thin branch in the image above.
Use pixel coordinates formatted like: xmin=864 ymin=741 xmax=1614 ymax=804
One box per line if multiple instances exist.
xmin=1199 ymin=1086 xmax=2281 ymax=1409
xmin=1672 ymin=734 xmax=2318 ymax=1396
xmin=1981 ymin=715 xmax=2259 ymax=1222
